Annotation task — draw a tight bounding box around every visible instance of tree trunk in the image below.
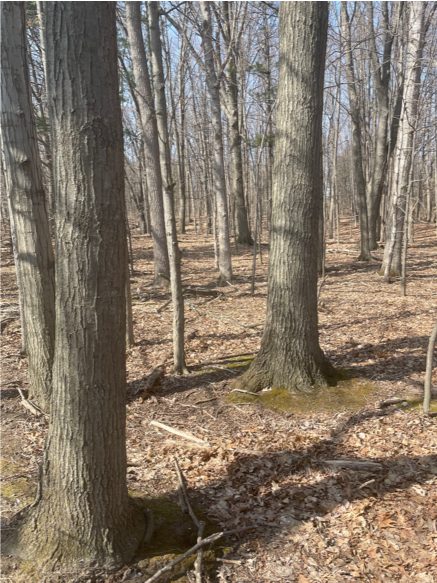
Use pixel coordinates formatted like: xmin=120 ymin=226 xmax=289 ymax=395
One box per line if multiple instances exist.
xmin=177 ymin=21 xmax=187 ymax=234
xmin=341 ymin=2 xmax=372 ymax=261
xmin=222 ymin=3 xmax=253 ymax=246
xmin=148 ymin=1 xmax=187 ymax=374
xmin=233 ymin=2 xmax=334 ymax=394
xmin=4 ymin=2 xmax=145 ymax=569
xmin=125 ymin=1 xmax=170 ymax=286
xmin=1 ymin=1 xmax=55 ymax=411
xmin=367 ymin=2 xmax=396 ymax=250
xmin=382 ymin=2 xmax=427 ymax=279
xmin=199 ymin=1 xmax=232 ymax=280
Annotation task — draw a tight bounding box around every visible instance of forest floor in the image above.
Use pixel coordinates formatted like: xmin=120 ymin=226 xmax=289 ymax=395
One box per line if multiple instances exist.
xmin=1 ymin=219 xmax=437 ymax=583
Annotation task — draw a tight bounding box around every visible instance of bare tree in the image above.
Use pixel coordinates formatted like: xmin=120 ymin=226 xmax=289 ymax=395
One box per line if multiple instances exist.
xmin=1 ymin=1 xmax=55 ymax=411
xmin=234 ymin=2 xmax=334 ymax=393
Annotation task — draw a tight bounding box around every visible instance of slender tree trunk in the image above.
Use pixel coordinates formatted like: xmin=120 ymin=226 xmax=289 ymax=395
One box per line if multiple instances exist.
xmin=1 ymin=1 xmax=55 ymax=411
xmin=148 ymin=1 xmax=187 ymax=374
xmin=367 ymin=2 xmax=396 ymax=250
xmin=199 ymin=1 xmax=232 ymax=280
xmin=125 ymin=1 xmax=169 ymax=286
xmin=233 ymin=2 xmax=334 ymax=394
xmin=177 ymin=38 xmax=187 ymax=234
xmin=4 ymin=2 xmax=144 ymax=568
xmin=382 ymin=2 xmax=427 ymax=279
xmin=341 ymin=2 xmax=372 ymax=261
xmin=222 ymin=3 xmax=253 ymax=246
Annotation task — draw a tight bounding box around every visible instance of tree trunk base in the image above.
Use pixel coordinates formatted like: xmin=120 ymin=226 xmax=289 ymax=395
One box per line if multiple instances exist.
xmin=236 ymin=233 xmax=254 ymax=246
xmin=3 ymin=498 xmax=145 ymax=571
xmin=356 ymin=251 xmax=373 ymax=262
xmin=232 ymin=349 xmax=335 ymax=394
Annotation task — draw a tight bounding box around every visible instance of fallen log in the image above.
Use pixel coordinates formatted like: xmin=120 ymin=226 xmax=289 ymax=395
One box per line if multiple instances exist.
xmin=150 ymin=420 xmax=210 ymax=447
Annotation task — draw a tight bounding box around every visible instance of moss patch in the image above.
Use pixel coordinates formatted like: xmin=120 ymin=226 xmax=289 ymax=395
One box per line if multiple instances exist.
xmin=228 ymin=377 xmax=377 ymax=414
xmin=131 ymin=495 xmax=220 ymax=582
xmin=0 ymin=459 xmax=35 ymax=505
xmin=400 ymin=398 xmax=437 ymax=413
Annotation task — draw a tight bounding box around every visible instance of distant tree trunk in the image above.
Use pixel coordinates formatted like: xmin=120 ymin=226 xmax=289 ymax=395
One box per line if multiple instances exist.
xmin=382 ymin=2 xmax=427 ymax=280
xmin=367 ymin=2 xmax=397 ymax=251
xmin=148 ymin=1 xmax=187 ymax=374
xmin=341 ymin=2 xmax=372 ymax=261
xmin=233 ymin=2 xmax=334 ymax=394
xmin=1 ymin=1 xmax=55 ymax=411
xmin=199 ymin=1 xmax=232 ymax=280
xmin=125 ymin=1 xmax=170 ymax=286
xmin=222 ymin=3 xmax=253 ymax=246
xmin=177 ymin=16 xmax=187 ymax=234
xmin=4 ymin=2 xmax=144 ymax=568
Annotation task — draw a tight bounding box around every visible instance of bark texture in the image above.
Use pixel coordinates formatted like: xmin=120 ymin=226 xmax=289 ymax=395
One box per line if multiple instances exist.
xmin=1 ymin=1 xmax=55 ymax=410
xmin=148 ymin=1 xmax=187 ymax=374
xmin=341 ymin=2 xmax=372 ymax=261
xmin=382 ymin=2 xmax=427 ymax=278
xmin=199 ymin=1 xmax=232 ymax=280
xmin=125 ymin=1 xmax=170 ymax=286
xmin=233 ymin=2 xmax=334 ymax=393
xmin=4 ymin=2 xmax=144 ymax=568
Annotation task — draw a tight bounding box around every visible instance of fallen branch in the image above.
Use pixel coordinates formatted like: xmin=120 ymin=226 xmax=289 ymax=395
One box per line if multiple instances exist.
xmin=140 ymin=368 xmax=164 ymax=402
xmin=156 ymin=299 xmax=172 ymax=313
xmin=229 ymin=389 xmax=259 ymax=396
xmin=323 ymin=460 xmax=383 ymax=472
xmin=174 ymin=458 xmax=200 ymax=527
xmin=194 ymin=397 xmax=218 ymax=405
xmin=378 ymin=397 xmax=404 ymax=409
xmin=143 ymin=525 xmax=261 ymax=583
xmin=150 ymin=420 xmax=210 ymax=447
xmin=226 ymin=281 xmax=239 ymax=291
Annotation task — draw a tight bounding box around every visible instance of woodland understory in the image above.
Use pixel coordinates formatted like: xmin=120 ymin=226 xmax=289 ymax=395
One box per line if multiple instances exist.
xmin=1 ymin=220 xmax=436 ymax=583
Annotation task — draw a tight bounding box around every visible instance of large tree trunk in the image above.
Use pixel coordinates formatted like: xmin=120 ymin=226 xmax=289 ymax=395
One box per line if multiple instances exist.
xmin=199 ymin=1 xmax=232 ymax=280
xmin=148 ymin=1 xmax=187 ymax=375
xmin=1 ymin=1 xmax=55 ymax=411
xmin=341 ymin=2 xmax=372 ymax=261
xmin=233 ymin=2 xmax=334 ymax=394
xmin=4 ymin=2 xmax=144 ymax=568
xmin=125 ymin=1 xmax=170 ymax=286
xmin=382 ymin=2 xmax=427 ymax=279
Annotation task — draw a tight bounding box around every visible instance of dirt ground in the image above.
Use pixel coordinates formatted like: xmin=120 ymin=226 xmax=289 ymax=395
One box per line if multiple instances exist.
xmin=1 ymin=219 xmax=437 ymax=583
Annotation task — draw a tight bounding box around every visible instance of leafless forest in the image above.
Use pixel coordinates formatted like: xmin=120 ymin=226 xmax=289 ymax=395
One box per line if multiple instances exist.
xmin=1 ymin=2 xmax=437 ymax=583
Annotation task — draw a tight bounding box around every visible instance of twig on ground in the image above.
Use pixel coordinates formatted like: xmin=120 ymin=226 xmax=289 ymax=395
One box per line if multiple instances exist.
xmin=378 ymin=397 xmax=404 ymax=408
xmin=226 ymin=281 xmax=239 ymax=291
xmin=229 ymin=389 xmax=259 ymax=396
xmin=194 ymin=397 xmax=218 ymax=405
xmin=150 ymin=420 xmax=210 ymax=446
xmin=156 ymin=298 xmax=172 ymax=313
xmin=143 ymin=525 xmax=262 ymax=583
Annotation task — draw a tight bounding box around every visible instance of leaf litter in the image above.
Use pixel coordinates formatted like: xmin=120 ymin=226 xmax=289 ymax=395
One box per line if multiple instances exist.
xmin=1 ymin=220 xmax=436 ymax=582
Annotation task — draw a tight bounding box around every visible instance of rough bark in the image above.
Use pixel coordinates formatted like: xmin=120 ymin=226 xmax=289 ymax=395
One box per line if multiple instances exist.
xmin=222 ymin=3 xmax=253 ymax=246
xmin=1 ymin=1 xmax=55 ymax=410
xmin=367 ymin=2 xmax=396 ymax=251
xmin=382 ymin=2 xmax=427 ymax=279
xmin=148 ymin=1 xmax=187 ymax=374
xmin=199 ymin=1 xmax=232 ymax=280
xmin=4 ymin=2 xmax=144 ymax=568
xmin=125 ymin=1 xmax=170 ymax=286
xmin=341 ymin=2 xmax=372 ymax=261
xmin=233 ymin=2 xmax=334 ymax=394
